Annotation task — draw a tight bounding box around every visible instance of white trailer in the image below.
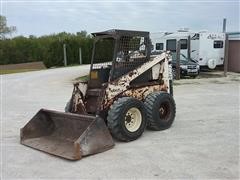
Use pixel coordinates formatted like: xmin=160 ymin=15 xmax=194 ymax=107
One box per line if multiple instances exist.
xmin=151 ymin=30 xmax=226 ymax=69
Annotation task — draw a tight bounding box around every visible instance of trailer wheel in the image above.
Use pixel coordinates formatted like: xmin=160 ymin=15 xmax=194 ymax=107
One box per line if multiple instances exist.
xmin=107 ymin=97 xmax=147 ymax=142
xmin=144 ymin=92 xmax=176 ymax=130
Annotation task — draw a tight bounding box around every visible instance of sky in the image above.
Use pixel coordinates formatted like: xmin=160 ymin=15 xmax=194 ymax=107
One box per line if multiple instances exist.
xmin=1 ymin=0 xmax=240 ymax=37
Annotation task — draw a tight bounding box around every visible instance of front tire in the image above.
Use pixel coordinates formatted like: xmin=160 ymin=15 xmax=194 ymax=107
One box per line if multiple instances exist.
xmin=107 ymin=97 xmax=147 ymax=142
xmin=145 ymin=92 xmax=176 ymax=130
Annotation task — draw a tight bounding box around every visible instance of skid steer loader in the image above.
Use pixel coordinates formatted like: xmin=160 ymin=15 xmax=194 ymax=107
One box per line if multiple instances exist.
xmin=21 ymin=29 xmax=176 ymax=160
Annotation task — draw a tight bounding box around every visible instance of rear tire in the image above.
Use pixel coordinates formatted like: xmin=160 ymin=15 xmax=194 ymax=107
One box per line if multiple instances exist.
xmin=107 ymin=97 xmax=147 ymax=142
xmin=144 ymin=92 xmax=176 ymax=130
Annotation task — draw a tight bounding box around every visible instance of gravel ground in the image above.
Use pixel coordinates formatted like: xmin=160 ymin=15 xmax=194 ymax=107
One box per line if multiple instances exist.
xmin=1 ymin=66 xmax=239 ymax=179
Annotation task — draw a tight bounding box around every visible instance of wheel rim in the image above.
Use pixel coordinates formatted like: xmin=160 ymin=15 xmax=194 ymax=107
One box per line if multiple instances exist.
xmin=124 ymin=107 xmax=142 ymax=132
xmin=159 ymin=102 xmax=170 ymax=121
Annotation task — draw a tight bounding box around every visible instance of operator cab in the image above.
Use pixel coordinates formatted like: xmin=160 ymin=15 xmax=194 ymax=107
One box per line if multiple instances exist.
xmin=86 ymin=29 xmax=152 ymax=114
xmin=88 ymin=29 xmax=151 ymax=89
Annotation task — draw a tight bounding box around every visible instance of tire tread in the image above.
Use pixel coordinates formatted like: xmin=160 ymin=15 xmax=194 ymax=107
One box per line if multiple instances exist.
xmin=107 ymin=97 xmax=146 ymax=141
xmin=144 ymin=92 xmax=176 ymax=130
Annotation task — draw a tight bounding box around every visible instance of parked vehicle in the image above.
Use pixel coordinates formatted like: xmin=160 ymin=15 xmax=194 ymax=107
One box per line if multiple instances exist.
xmin=171 ymin=52 xmax=200 ymax=79
xmin=151 ymin=30 xmax=226 ymax=69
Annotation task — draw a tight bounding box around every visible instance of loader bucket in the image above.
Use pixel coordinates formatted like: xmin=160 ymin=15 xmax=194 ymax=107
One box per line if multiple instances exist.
xmin=20 ymin=109 xmax=114 ymax=160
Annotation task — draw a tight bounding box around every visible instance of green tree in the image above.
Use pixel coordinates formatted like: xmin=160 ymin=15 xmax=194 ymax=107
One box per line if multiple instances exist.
xmin=0 ymin=31 xmax=94 ymax=66
xmin=0 ymin=15 xmax=16 ymax=39
xmin=77 ymin=30 xmax=87 ymax=37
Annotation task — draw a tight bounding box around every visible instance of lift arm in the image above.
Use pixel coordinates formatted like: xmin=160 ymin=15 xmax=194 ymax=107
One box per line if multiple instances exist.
xmin=105 ymin=52 xmax=170 ymax=101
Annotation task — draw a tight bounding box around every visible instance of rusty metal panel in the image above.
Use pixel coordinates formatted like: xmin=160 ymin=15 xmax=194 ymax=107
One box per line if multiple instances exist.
xmin=71 ymin=83 xmax=87 ymax=114
xmin=122 ymin=84 xmax=168 ymax=101
xmin=103 ymin=84 xmax=168 ymax=109
xmin=20 ymin=109 xmax=114 ymax=160
xmin=104 ymin=53 xmax=169 ymax=104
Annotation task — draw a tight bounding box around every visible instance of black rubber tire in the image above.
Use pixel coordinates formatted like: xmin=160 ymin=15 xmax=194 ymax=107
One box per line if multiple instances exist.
xmin=172 ymin=68 xmax=177 ymax=79
xmin=144 ymin=92 xmax=176 ymax=131
xmin=107 ymin=97 xmax=147 ymax=142
xmin=64 ymin=99 xmax=72 ymax=112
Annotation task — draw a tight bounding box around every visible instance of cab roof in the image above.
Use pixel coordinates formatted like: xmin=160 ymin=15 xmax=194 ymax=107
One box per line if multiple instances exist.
xmin=92 ymin=29 xmax=149 ymax=37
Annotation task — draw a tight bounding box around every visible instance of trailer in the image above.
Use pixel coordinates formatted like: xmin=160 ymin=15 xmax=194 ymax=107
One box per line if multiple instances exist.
xmin=151 ymin=30 xmax=226 ymax=69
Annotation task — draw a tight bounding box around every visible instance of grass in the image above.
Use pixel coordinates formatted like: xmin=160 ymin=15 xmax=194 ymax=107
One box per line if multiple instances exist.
xmin=75 ymin=75 xmax=89 ymax=82
xmin=0 ymin=69 xmax=41 ymax=75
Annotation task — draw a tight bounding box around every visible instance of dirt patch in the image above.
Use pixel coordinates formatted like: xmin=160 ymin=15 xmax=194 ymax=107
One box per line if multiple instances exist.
xmin=0 ymin=62 xmax=46 ymax=70
xmin=198 ymin=73 xmax=224 ymax=79
xmin=173 ymin=71 xmax=239 ymax=85
xmin=0 ymin=62 xmax=46 ymax=74
xmin=174 ymin=81 xmax=200 ymax=86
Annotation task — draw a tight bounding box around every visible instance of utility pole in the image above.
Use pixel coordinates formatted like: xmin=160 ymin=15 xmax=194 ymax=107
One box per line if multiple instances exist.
xmin=223 ymin=18 xmax=228 ymax=77
xmin=63 ymin=44 xmax=67 ymax=66
xmin=224 ymin=34 xmax=229 ymax=77
xmin=176 ymin=40 xmax=181 ymax=80
xmin=79 ymin=47 xmax=82 ymax=65
xmin=223 ymin=18 xmax=227 ymax=33
xmin=187 ymin=35 xmax=191 ymax=59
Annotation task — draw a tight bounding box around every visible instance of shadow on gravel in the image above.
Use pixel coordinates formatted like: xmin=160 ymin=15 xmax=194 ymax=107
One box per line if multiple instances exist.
xmin=173 ymin=71 xmax=239 ymax=86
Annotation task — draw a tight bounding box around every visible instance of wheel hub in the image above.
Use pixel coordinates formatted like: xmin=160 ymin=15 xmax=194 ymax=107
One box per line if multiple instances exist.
xmin=125 ymin=114 xmax=132 ymax=123
xmin=159 ymin=102 xmax=170 ymax=121
xmin=124 ymin=108 xmax=142 ymax=132
xmin=159 ymin=107 xmax=165 ymax=115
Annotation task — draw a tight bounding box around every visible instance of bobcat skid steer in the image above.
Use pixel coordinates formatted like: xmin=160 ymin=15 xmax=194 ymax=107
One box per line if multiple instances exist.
xmin=20 ymin=29 xmax=176 ymax=160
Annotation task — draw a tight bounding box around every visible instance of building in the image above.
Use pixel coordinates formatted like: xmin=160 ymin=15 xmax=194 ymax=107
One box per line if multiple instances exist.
xmin=227 ymin=32 xmax=240 ymax=73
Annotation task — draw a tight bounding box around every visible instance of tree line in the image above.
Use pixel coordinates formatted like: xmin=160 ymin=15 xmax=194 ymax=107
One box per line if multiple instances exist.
xmin=0 ymin=31 xmax=94 ymax=67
